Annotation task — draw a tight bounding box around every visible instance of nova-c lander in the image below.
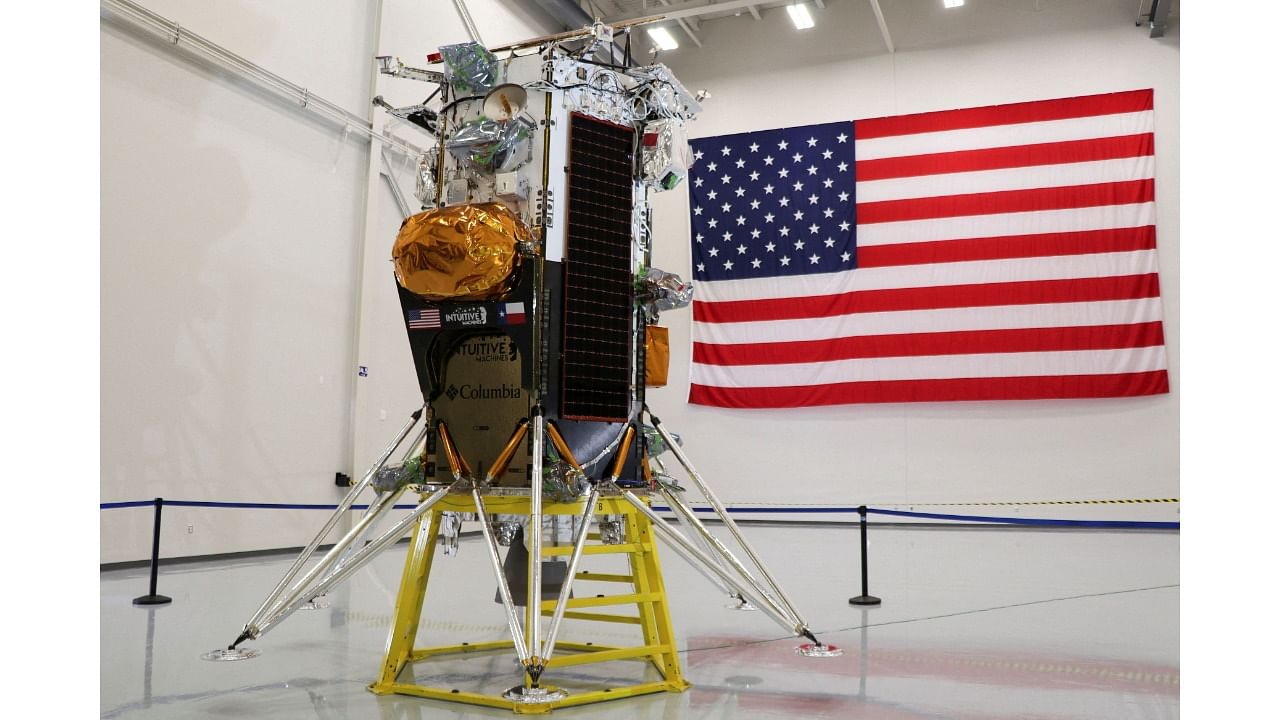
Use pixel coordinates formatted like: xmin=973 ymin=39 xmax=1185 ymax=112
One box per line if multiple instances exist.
xmin=206 ymin=19 xmax=840 ymax=713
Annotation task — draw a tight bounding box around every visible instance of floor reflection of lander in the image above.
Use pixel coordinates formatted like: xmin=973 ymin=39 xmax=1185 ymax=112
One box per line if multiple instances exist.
xmin=685 ymin=609 xmax=873 ymax=718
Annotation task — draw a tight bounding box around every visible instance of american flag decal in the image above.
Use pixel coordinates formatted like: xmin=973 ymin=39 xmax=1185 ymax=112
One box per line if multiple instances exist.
xmin=406 ymin=308 xmax=441 ymax=329
xmin=688 ymin=89 xmax=1169 ymax=407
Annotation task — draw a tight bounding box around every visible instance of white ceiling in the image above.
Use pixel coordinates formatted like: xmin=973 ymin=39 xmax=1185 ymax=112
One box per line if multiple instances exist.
xmin=597 ymin=0 xmax=805 ymax=23
xmin=571 ymin=0 xmax=1178 ymax=54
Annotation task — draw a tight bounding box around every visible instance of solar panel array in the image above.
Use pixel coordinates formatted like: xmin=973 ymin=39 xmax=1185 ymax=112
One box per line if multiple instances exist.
xmin=561 ymin=114 xmax=636 ymax=421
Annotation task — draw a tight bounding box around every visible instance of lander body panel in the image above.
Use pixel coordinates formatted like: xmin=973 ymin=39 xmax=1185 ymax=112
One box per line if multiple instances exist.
xmin=396 ymin=50 xmax=686 ymax=484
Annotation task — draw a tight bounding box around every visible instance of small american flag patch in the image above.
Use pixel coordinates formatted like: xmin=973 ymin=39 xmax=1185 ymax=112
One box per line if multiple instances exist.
xmin=407 ymin=308 xmax=441 ymax=329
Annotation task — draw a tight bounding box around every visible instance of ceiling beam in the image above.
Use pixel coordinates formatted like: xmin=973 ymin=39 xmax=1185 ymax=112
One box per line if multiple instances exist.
xmin=675 ymin=16 xmax=703 ymax=46
xmin=868 ymin=0 xmax=894 ymax=53
xmin=604 ymin=0 xmax=766 ymax=25
xmin=588 ymin=0 xmax=623 ymax=21
xmin=654 ymin=0 xmax=703 ymax=47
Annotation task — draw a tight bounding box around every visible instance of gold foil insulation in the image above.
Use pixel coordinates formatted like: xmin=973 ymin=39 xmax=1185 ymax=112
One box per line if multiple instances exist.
xmin=393 ymin=203 xmax=528 ymax=300
xmin=487 ymin=420 xmax=531 ymax=482
xmin=645 ymin=325 xmax=670 ymax=387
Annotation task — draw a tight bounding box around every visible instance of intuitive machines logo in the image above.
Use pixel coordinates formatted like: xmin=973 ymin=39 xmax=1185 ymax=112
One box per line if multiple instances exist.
xmin=453 ymin=337 xmax=518 ymax=363
xmin=443 ymin=306 xmax=487 ymax=326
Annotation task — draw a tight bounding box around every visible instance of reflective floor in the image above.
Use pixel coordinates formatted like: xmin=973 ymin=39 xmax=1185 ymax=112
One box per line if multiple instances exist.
xmin=101 ymin=524 xmax=1178 ymax=719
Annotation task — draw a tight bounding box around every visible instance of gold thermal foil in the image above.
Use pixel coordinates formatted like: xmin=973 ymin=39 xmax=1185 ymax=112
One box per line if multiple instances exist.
xmin=392 ymin=203 xmax=528 ymax=300
xmin=645 ymin=325 xmax=670 ymax=387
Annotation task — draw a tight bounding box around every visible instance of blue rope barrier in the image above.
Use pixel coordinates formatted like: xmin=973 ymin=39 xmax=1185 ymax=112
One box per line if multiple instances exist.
xmin=652 ymin=504 xmax=1177 ymax=529
xmin=863 ymin=507 xmax=1178 ymax=530
xmin=651 ymin=505 xmax=861 ymax=514
xmin=100 ymin=500 xmax=158 ymax=509
xmin=101 ymin=499 xmax=1177 ymax=530
xmin=99 ymin=500 xmax=422 ymax=511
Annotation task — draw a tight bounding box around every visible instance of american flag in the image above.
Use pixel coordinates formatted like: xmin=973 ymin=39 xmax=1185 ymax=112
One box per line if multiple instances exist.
xmin=688 ymin=89 xmax=1169 ymax=407
xmin=407 ymin=308 xmax=441 ymax=329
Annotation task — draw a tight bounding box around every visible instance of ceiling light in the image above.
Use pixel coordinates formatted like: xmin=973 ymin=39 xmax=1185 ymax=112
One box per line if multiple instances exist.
xmin=943 ymin=0 xmax=965 ymax=8
xmin=787 ymin=3 xmax=815 ymax=30
xmin=647 ymin=26 xmax=679 ymax=51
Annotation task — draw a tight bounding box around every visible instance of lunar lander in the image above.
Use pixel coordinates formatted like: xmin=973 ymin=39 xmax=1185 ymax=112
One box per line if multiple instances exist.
xmin=207 ymin=20 xmax=839 ymax=713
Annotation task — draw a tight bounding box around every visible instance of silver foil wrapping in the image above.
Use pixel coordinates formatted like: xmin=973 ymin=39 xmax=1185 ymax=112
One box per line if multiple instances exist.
xmin=439 ymin=42 xmax=502 ymax=96
xmin=642 ymin=424 xmax=681 ymax=458
xmin=638 ymin=267 xmax=694 ymax=320
xmin=415 ymin=154 xmax=437 ymax=207
xmin=444 ymin=116 xmax=534 ymax=173
xmin=542 ymin=459 xmax=589 ymax=503
xmin=372 ymin=457 xmax=427 ymax=492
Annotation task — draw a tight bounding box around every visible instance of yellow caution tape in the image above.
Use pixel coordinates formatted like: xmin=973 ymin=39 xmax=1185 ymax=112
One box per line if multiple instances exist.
xmin=878 ymin=648 xmax=1179 ymax=686
xmin=709 ymin=499 xmax=1179 ymax=508
xmin=915 ymin=498 xmax=1179 ymax=507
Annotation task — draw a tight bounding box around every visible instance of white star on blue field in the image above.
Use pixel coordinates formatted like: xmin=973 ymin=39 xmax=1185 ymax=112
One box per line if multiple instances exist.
xmin=688 ymin=121 xmax=856 ymax=282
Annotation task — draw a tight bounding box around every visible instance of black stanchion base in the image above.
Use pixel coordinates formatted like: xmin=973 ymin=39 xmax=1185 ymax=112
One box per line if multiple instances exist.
xmin=848 ymin=595 xmax=881 ymax=606
xmin=132 ymin=594 xmax=172 ymax=606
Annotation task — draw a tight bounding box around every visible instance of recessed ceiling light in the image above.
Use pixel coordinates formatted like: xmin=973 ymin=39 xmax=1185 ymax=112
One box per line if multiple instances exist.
xmin=787 ymin=3 xmax=816 ymax=30
xmin=647 ymin=26 xmax=679 ymax=51
xmin=943 ymin=0 xmax=965 ymax=8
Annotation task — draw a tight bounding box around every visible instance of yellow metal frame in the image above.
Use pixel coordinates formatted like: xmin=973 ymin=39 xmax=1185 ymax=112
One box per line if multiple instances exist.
xmin=368 ymin=493 xmax=690 ymax=714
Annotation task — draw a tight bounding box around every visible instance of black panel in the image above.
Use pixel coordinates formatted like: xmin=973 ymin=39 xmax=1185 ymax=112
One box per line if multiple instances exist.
xmin=561 ymin=114 xmax=636 ymax=421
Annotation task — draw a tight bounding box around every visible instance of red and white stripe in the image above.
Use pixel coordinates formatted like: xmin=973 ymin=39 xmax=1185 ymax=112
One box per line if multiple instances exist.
xmin=504 ymin=301 xmax=526 ymax=324
xmin=690 ymin=89 xmax=1169 ymax=407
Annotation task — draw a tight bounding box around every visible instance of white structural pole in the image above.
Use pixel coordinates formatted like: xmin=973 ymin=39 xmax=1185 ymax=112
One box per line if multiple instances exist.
xmin=868 ymin=0 xmax=895 ymax=53
xmin=651 ymin=418 xmax=808 ymax=626
xmin=619 ymin=491 xmax=801 ymax=635
xmin=450 ymin=0 xmax=485 ymax=45
xmin=528 ymin=411 xmax=546 ymax=659
xmin=474 ymin=490 xmax=532 ymax=665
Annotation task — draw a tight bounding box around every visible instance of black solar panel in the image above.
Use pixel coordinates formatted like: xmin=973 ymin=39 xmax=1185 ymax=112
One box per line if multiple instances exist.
xmin=561 ymin=114 xmax=636 ymax=421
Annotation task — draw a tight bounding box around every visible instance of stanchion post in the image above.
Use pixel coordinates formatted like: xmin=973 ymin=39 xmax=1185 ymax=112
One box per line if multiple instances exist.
xmin=848 ymin=505 xmax=881 ymax=606
xmin=133 ymin=497 xmax=173 ymax=606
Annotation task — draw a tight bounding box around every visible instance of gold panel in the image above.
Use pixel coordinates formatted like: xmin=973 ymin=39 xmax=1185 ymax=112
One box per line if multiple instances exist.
xmin=392 ymin=203 xmax=528 ymax=300
xmin=645 ymin=325 xmax=669 ymax=387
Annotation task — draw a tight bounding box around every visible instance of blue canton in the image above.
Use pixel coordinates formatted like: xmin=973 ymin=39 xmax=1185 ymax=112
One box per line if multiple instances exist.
xmin=688 ymin=121 xmax=857 ymax=283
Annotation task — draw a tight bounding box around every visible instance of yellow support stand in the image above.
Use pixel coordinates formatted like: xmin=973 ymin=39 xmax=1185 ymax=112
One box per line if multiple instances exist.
xmin=368 ymin=492 xmax=690 ymax=714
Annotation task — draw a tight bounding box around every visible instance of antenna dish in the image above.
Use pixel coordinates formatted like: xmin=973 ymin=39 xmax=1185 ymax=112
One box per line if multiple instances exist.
xmin=483 ymin=84 xmax=528 ymax=121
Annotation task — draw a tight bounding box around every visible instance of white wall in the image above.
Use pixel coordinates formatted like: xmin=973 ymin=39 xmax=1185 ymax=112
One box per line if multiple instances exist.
xmin=99 ymin=0 xmax=559 ymax=563
xmin=100 ymin=0 xmax=378 ymax=563
xmin=637 ymin=0 xmax=1179 ymax=521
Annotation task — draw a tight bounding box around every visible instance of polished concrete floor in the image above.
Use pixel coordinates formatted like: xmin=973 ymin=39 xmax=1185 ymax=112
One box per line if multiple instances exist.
xmin=101 ymin=524 xmax=1178 ymax=719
